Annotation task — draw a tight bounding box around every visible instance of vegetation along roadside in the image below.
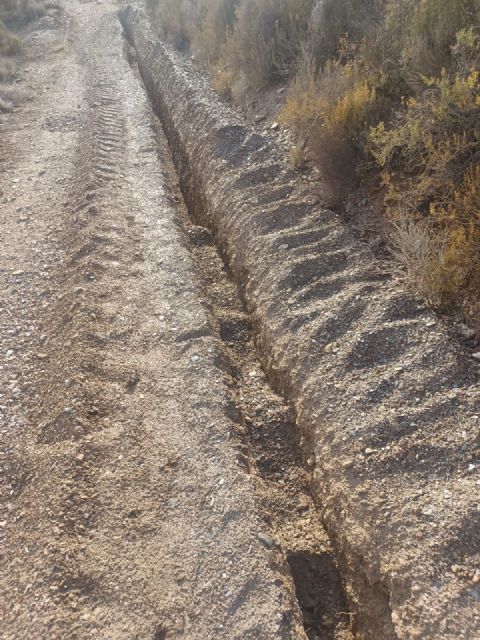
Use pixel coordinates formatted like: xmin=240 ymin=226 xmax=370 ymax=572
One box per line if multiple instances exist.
xmin=147 ymin=0 xmax=480 ymax=334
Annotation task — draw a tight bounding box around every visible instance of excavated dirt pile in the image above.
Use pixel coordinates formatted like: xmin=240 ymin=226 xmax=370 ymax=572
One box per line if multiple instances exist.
xmin=121 ymin=7 xmax=480 ymax=639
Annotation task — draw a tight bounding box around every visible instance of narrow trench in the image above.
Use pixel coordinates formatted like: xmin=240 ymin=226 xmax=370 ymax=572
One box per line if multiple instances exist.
xmin=124 ymin=37 xmax=354 ymax=640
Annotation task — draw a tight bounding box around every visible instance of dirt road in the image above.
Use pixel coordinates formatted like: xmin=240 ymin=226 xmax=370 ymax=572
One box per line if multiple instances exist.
xmin=0 ymin=1 xmax=350 ymax=637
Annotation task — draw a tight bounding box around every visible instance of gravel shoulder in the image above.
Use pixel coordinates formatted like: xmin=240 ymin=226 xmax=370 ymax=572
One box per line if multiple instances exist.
xmin=0 ymin=2 xmax=308 ymax=638
xmin=122 ymin=8 xmax=480 ymax=639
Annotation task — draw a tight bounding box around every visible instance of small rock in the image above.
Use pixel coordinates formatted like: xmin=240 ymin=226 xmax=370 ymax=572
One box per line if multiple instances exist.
xmin=278 ymin=244 xmax=289 ymax=250
xmin=258 ymin=533 xmax=274 ymax=549
xmin=270 ymin=122 xmax=280 ymax=131
xmin=472 ymin=352 xmax=480 ymax=362
xmin=458 ymin=324 xmax=475 ymax=340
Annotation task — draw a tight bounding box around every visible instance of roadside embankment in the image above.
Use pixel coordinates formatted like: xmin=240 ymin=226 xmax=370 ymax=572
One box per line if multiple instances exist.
xmin=121 ymin=7 xmax=480 ymax=639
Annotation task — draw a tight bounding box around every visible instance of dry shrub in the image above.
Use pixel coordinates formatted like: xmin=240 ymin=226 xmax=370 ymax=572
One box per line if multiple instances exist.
xmin=0 ymin=22 xmax=22 ymax=56
xmin=214 ymin=0 xmax=314 ymax=99
xmin=308 ymin=126 xmax=357 ymax=193
xmin=390 ymin=212 xmax=480 ymax=308
xmin=146 ymin=0 xmax=194 ymax=49
xmin=390 ymin=212 xmax=440 ymax=291
xmin=280 ymin=50 xmax=377 ymax=192
xmin=309 ymin=0 xmax=381 ymax=65
xmin=407 ymin=0 xmax=480 ymax=74
xmin=222 ymin=1 xmax=277 ymax=91
xmin=0 ymin=58 xmax=16 ymax=81
xmin=0 ymin=0 xmax=45 ymax=25
xmin=368 ymin=26 xmax=480 ymax=305
xmin=0 ymin=0 xmax=47 ymax=72
xmin=230 ymin=71 xmax=255 ymax=110
xmin=189 ymin=0 xmax=238 ymax=67
xmin=212 ymin=67 xmax=234 ymax=98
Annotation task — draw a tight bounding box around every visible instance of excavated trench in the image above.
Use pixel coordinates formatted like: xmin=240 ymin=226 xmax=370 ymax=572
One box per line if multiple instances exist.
xmin=4 ymin=2 xmax=478 ymax=638
xmin=123 ymin=33 xmax=354 ymax=640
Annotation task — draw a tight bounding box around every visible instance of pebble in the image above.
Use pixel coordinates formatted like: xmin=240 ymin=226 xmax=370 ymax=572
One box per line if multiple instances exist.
xmin=257 ymin=533 xmax=274 ymax=549
xmin=458 ymin=324 xmax=475 ymax=340
xmin=472 ymin=352 xmax=480 ymax=362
